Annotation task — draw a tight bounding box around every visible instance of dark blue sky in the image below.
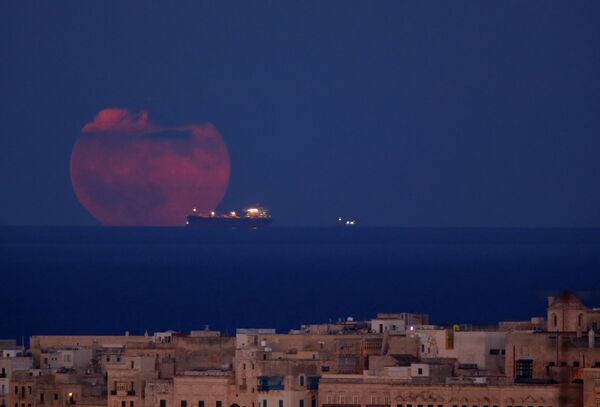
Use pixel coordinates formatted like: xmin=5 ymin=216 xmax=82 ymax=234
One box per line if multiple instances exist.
xmin=2 ymin=1 xmax=600 ymax=226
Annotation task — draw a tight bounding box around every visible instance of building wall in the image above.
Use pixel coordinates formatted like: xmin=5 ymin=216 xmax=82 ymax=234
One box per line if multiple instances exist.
xmin=505 ymin=332 xmax=600 ymax=380
xmin=412 ymin=330 xmax=505 ymax=373
xmin=0 ymin=357 xmax=34 ymax=407
xmin=319 ymin=376 xmax=582 ymax=407
xmin=106 ymin=356 xmax=157 ymax=407
xmin=583 ymin=368 xmax=600 ymax=407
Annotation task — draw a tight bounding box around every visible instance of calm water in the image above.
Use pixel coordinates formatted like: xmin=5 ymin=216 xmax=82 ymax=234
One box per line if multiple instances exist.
xmin=1 ymin=227 xmax=600 ymax=341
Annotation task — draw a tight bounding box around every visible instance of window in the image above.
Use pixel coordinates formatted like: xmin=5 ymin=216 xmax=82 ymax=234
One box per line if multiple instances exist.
xmin=28 ymin=387 xmax=32 ymax=395
xmin=299 ymin=400 xmax=304 ymax=407
xmin=182 ymin=401 xmax=187 ymax=407
xmin=131 ymin=361 xmax=134 ymax=369
xmin=15 ymin=387 xmax=18 ymax=395
xmin=552 ymin=314 xmax=557 ymax=327
xmin=489 ymin=349 xmax=500 ymax=355
xmin=121 ymin=401 xmax=126 ymax=407
xmin=300 ymin=376 xmax=304 ymax=386
xmin=417 ymin=368 xmax=423 ymax=375
xmin=199 ymin=402 xmax=204 ymax=407
xmin=578 ymin=314 xmax=583 ymax=327
xmin=160 ymin=400 xmax=166 ymax=407
xmin=54 ymin=394 xmax=58 ymax=401
xmin=40 ymin=394 xmax=44 ymax=402
xmin=279 ymin=401 xmax=283 ymax=407
xmin=421 ymin=344 xmax=425 ymax=352
xmin=516 ymin=359 xmax=533 ymax=379
xmin=216 ymin=401 xmax=222 ymax=407
xmin=573 ymin=361 xmax=580 ymax=367
xmin=130 ymin=402 xmax=134 ymax=407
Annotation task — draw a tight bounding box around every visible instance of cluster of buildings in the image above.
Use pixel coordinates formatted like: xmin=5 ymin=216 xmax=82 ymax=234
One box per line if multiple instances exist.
xmin=2 ymin=293 xmax=600 ymax=407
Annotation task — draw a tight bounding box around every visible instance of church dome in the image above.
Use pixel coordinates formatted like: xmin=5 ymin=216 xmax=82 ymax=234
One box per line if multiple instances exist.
xmin=549 ymin=291 xmax=587 ymax=310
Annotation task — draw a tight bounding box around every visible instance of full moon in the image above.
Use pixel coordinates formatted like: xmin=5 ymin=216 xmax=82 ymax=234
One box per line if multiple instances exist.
xmin=70 ymin=108 xmax=230 ymax=226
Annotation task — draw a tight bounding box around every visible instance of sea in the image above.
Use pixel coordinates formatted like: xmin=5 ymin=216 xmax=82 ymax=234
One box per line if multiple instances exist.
xmin=1 ymin=227 xmax=600 ymax=342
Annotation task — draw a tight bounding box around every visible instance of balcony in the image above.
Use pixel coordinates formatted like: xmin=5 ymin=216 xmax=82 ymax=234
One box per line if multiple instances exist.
xmin=307 ymin=376 xmax=319 ymax=391
xmin=257 ymin=376 xmax=284 ymax=392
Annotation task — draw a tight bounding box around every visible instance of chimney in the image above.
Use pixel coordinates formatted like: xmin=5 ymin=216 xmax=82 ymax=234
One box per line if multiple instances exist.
xmin=590 ymin=329 xmax=595 ymax=349
xmin=548 ymin=296 xmax=555 ymax=307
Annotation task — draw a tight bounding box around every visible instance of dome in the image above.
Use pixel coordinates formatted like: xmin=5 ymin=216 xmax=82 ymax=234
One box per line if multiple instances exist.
xmin=548 ymin=291 xmax=587 ymax=310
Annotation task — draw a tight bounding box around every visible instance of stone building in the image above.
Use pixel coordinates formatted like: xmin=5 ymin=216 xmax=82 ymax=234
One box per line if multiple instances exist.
xmin=144 ymin=370 xmax=232 ymax=407
xmin=506 ymin=293 xmax=600 ymax=383
xmin=318 ymin=373 xmax=583 ymax=406
xmin=0 ymin=352 xmax=33 ymax=407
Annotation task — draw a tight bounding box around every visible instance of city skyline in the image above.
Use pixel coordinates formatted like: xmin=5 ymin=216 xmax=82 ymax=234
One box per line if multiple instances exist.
xmin=2 ymin=292 xmax=600 ymax=405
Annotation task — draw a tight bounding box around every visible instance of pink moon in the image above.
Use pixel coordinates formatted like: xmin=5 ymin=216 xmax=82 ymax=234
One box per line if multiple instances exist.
xmin=70 ymin=108 xmax=230 ymax=226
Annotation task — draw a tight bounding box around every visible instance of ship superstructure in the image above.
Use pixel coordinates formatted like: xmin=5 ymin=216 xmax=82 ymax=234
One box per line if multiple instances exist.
xmin=186 ymin=205 xmax=272 ymax=229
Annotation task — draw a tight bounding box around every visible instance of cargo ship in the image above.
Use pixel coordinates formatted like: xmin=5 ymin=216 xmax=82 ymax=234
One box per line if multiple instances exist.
xmin=186 ymin=205 xmax=272 ymax=229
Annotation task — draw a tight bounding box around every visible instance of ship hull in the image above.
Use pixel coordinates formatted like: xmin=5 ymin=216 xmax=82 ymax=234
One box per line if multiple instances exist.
xmin=186 ymin=216 xmax=272 ymax=229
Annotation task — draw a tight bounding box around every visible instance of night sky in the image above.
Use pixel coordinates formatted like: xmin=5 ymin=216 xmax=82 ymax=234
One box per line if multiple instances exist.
xmin=2 ymin=1 xmax=600 ymax=227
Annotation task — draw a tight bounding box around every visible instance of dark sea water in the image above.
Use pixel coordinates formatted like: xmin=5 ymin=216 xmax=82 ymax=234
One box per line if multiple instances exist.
xmin=1 ymin=227 xmax=600 ymax=341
